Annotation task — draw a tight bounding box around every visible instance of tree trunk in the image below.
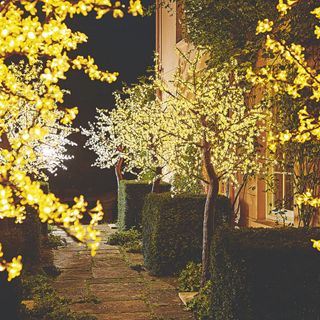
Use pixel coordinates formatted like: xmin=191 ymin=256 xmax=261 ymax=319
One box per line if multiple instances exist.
xmin=115 ymin=157 xmax=124 ymax=189
xmin=0 ymin=133 xmax=12 ymax=151
xmin=201 ymin=143 xmax=219 ymax=287
xmin=151 ymin=166 xmax=162 ymax=193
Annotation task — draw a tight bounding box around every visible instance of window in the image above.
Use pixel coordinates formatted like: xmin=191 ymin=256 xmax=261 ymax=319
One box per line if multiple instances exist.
xmin=267 ymin=168 xmax=294 ymax=225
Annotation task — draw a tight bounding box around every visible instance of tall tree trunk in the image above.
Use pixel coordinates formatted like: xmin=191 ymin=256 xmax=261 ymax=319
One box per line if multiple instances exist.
xmin=151 ymin=166 xmax=162 ymax=193
xmin=115 ymin=157 xmax=124 ymax=189
xmin=201 ymin=143 xmax=219 ymax=287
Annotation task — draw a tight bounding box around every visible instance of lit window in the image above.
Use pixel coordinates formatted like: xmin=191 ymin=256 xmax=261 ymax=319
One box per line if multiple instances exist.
xmin=267 ymin=167 xmax=294 ymax=225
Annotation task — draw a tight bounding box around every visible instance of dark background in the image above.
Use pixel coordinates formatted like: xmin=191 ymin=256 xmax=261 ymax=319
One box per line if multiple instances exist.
xmin=50 ymin=5 xmax=155 ymax=205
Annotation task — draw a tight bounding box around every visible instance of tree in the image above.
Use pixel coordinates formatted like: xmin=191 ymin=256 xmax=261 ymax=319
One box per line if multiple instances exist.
xmin=82 ymin=75 xmax=169 ymax=192
xmin=156 ymin=50 xmax=267 ymax=285
xmin=85 ymin=48 xmax=267 ymax=285
xmin=248 ymin=0 xmax=320 ymax=147
xmin=3 ymin=61 xmax=76 ymax=181
xmin=182 ymin=0 xmax=278 ymax=67
xmin=0 ymin=0 xmax=143 ymax=281
xmin=268 ymin=92 xmax=320 ymax=227
xmin=247 ymin=0 xmax=320 ymax=246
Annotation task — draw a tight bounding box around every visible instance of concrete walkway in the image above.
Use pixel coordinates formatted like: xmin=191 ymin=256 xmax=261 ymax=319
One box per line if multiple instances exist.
xmin=52 ymin=225 xmax=194 ymax=320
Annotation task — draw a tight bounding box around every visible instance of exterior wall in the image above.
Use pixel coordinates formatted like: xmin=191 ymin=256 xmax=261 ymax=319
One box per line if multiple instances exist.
xmin=156 ymin=0 xmax=178 ymax=87
xmin=156 ymin=0 xmax=266 ymax=227
xmin=156 ymin=1 xmax=318 ymax=228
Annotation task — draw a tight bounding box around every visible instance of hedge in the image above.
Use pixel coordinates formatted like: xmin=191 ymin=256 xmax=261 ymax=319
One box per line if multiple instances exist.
xmin=211 ymin=227 xmax=320 ymax=320
xmin=0 ymin=210 xmax=41 ymax=317
xmin=117 ymin=180 xmax=171 ymax=230
xmin=0 ymin=273 xmax=22 ymax=318
xmin=142 ymin=192 xmax=232 ymax=275
xmin=0 ymin=211 xmax=41 ymax=270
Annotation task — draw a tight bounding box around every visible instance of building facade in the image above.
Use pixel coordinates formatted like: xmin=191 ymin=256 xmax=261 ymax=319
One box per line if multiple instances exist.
xmin=155 ymin=0 xmax=316 ymax=228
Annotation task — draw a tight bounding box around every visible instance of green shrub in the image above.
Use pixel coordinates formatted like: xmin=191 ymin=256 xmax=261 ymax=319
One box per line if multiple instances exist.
xmin=0 ymin=211 xmax=41 ymax=317
xmin=22 ymin=274 xmax=54 ymax=299
xmin=44 ymin=233 xmax=67 ymax=249
xmin=178 ymin=262 xmax=202 ymax=292
xmin=124 ymin=241 xmax=142 ymax=253
xmin=21 ymin=274 xmax=97 ymax=320
xmin=0 ymin=211 xmax=41 ymax=270
xmin=0 ymin=272 xmax=22 ymax=319
xmin=117 ymin=180 xmax=171 ymax=230
xmin=214 ymin=195 xmax=233 ymax=226
xmin=187 ymin=281 xmax=213 ymax=320
xmin=107 ymin=228 xmax=141 ymax=246
xmin=142 ymin=192 xmax=232 ymax=275
xmin=107 ymin=228 xmax=142 ymax=253
xmin=211 ymin=227 xmax=320 ymax=320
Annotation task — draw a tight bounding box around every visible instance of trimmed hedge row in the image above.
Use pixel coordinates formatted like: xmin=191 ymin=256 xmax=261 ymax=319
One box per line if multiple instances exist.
xmin=0 ymin=211 xmax=41 ymax=270
xmin=0 ymin=273 xmax=21 ymax=318
xmin=142 ymin=192 xmax=232 ymax=275
xmin=211 ymin=227 xmax=320 ymax=320
xmin=117 ymin=180 xmax=171 ymax=230
xmin=0 ymin=211 xmax=41 ymax=317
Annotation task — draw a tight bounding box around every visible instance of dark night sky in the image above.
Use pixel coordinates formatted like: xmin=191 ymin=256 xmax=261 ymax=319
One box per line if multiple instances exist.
xmin=50 ymin=5 xmax=155 ymax=199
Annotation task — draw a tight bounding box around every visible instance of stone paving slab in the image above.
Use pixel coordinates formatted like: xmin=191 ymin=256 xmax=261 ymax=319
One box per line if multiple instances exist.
xmin=93 ymin=312 xmax=151 ymax=320
xmin=94 ymin=290 xmax=144 ymax=301
xmin=52 ymin=225 xmax=194 ymax=320
xmin=53 ymin=279 xmax=87 ymax=289
xmin=92 ymin=267 xmax=138 ymax=278
xmin=71 ymin=300 xmax=149 ymax=314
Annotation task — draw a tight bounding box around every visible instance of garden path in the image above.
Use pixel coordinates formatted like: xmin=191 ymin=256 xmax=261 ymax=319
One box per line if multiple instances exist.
xmin=52 ymin=224 xmax=194 ymax=320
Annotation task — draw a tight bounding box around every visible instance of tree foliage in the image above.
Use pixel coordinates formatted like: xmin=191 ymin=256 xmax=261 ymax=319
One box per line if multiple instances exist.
xmin=82 ymin=75 xmax=167 ymax=182
xmin=157 ymin=50 xmax=268 ymax=283
xmin=86 ymin=50 xmax=267 ymax=191
xmin=247 ymin=0 xmax=320 ymax=211
xmin=3 ymin=61 xmax=76 ymax=180
xmin=269 ymin=92 xmax=320 ymax=226
xmin=183 ymin=0 xmax=278 ymax=66
xmin=86 ymin=48 xmax=268 ymax=284
xmin=157 ymin=50 xmax=267 ymax=191
xmin=0 ymin=0 xmax=143 ymax=281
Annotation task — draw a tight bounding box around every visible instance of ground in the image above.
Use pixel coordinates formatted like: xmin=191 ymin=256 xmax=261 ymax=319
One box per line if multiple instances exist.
xmin=52 ymin=225 xmax=194 ymax=320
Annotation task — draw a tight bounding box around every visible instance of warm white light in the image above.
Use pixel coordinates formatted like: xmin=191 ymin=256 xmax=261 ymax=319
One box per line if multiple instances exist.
xmin=41 ymin=145 xmax=55 ymax=158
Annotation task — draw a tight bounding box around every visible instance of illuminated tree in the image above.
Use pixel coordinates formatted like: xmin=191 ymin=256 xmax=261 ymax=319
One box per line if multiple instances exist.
xmin=247 ymin=0 xmax=320 ymax=208
xmin=83 ymin=76 xmax=168 ymax=192
xmin=85 ymin=49 xmax=267 ymax=284
xmin=3 ymin=61 xmax=76 ymax=181
xmin=0 ymin=0 xmax=143 ymax=281
xmin=248 ymin=2 xmax=319 ymax=144
xmin=268 ymin=92 xmax=320 ymax=227
xmin=246 ymin=0 xmax=320 ymax=247
xmin=157 ymin=50 xmax=267 ymax=285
